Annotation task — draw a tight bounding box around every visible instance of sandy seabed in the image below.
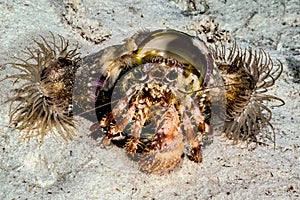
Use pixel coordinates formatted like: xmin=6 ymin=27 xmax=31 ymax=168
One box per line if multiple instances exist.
xmin=0 ymin=0 xmax=299 ymax=199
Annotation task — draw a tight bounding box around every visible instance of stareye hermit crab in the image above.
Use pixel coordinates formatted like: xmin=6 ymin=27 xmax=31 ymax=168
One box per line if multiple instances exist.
xmin=74 ymin=29 xmax=226 ymax=172
xmin=3 ymin=25 xmax=284 ymax=173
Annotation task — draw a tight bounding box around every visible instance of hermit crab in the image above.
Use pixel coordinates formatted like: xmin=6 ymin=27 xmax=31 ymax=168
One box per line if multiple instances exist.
xmin=73 ymin=29 xmax=226 ymax=172
xmin=3 ymin=22 xmax=284 ymax=173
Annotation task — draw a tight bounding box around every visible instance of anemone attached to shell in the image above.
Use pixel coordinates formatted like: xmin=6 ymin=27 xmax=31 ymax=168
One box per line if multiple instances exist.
xmin=4 ymin=33 xmax=81 ymax=142
xmin=211 ymin=43 xmax=284 ymax=145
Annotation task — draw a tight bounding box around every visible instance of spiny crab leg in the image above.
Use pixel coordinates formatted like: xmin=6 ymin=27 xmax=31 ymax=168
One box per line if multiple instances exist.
xmin=100 ymin=105 xmax=136 ymax=146
xmin=151 ymin=104 xmax=181 ymax=150
xmin=179 ymin=94 xmax=210 ymax=162
xmin=125 ymin=98 xmax=150 ymax=153
xmin=99 ymin=88 xmax=138 ymax=145
xmin=187 ymin=95 xmax=211 ymax=135
xmin=139 ymin=104 xmax=184 ymax=173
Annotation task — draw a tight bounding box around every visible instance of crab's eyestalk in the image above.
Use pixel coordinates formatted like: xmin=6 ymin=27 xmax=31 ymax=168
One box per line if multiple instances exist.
xmin=4 ymin=33 xmax=81 ymax=142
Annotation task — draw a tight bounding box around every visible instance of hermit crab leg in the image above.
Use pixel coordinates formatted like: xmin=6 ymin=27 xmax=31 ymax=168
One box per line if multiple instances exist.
xmin=124 ymin=97 xmax=150 ymax=153
xmin=179 ymin=94 xmax=211 ymax=162
xmin=99 ymin=104 xmax=136 ymax=146
xmin=180 ymin=104 xmax=202 ymax=162
xmin=99 ymin=87 xmax=138 ymax=145
xmin=139 ymin=104 xmax=184 ymax=172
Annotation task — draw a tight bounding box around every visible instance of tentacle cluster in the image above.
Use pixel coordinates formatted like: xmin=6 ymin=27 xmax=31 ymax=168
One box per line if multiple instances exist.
xmin=211 ymin=43 xmax=284 ymax=144
xmin=4 ymin=33 xmax=81 ymax=142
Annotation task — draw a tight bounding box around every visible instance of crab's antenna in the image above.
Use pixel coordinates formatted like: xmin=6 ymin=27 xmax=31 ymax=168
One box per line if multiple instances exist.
xmin=177 ymin=82 xmax=241 ymax=95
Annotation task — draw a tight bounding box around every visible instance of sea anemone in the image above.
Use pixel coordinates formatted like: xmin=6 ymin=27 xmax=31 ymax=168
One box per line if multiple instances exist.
xmin=4 ymin=33 xmax=81 ymax=142
xmin=211 ymin=43 xmax=284 ymax=145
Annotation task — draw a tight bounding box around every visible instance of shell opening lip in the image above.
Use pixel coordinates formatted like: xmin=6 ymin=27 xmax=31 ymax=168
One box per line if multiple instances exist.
xmin=137 ymin=29 xmax=214 ymax=86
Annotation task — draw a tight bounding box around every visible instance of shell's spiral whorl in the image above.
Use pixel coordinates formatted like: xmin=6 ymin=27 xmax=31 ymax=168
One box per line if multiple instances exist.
xmin=5 ymin=33 xmax=81 ymax=142
xmin=211 ymin=43 xmax=284 ymax=143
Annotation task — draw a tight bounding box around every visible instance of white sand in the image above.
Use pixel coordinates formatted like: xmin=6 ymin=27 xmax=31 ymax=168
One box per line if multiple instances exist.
xmin=0 ymin=0 xmax=299 ymax=199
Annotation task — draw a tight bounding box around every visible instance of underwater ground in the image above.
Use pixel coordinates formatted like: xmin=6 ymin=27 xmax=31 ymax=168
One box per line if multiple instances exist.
xmin=0 ymin=0 xmax=299 ymax=199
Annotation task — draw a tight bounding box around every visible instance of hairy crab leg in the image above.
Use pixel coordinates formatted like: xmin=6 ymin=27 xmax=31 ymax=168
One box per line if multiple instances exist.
xmin=179 ymin=94 xmax=211 ymax=162
xmin=99 ymin=89 xmax=137 ymax=145
xmin=139 ymin=104 xmax=184 ymax=172
xmin=125 ymin=97 xmax=150 ymax=153
xmin=100 ymin=104 xmax=136 ymax=144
